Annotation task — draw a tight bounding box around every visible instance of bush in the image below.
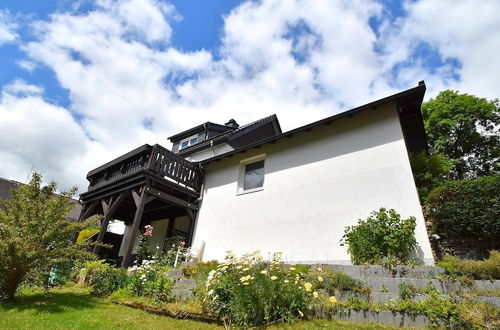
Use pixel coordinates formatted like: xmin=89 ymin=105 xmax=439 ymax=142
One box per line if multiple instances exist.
xmin=437 ymin=251 xmax=500 ymax=280
xmin=340 ymin=208 xmax=417 ymax=265
xmin=0 ymin=173 xmax=95 ymax=300
xmin=425 ymin=175 xmax=499 ymax=241
xmin=204 ymin=251 xmax=310 ymax=328
xmin=128 ymin=263 xmax=173 ymax=302
xmin=183 ymin=260 xmax=219 ymax=280
xmin=79 ymin=260 xmax=128 ymax=296
xmin=305 ymin=267 xmax=368 ymax=296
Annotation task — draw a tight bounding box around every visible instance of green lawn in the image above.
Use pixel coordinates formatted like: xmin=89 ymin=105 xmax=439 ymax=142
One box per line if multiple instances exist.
xmin=0 ymin=286 xmax=398 ymax=329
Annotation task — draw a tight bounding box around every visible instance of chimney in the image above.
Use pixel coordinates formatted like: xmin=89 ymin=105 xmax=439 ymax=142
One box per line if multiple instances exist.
xmin=225 ymin=119 xmax=239 ymax=128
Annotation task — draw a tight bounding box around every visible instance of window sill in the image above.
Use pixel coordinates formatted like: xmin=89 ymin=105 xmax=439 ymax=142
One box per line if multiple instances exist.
xmin=236 ymin=187 xmax=264 ymax=196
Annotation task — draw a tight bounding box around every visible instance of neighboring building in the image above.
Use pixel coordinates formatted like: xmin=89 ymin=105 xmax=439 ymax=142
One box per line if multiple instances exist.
xmin=0 ymin=176 xmax=82 ymax=222
xmin=78 ymin=82 xmax=434 ymax=266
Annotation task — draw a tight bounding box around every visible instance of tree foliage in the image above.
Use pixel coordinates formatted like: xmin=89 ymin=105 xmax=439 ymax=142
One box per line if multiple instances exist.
xmin=409 ymin=152 xmax=453 ymax=201
xmin=0 ymin=173 xmax=95 ymax=300
xmin=340 ymin=208 xmax=417 ymax=265
xmin=425 ymin=175 xmax=500 ymax=242
xmin=422 ymin=90 xmax=500 ymax=180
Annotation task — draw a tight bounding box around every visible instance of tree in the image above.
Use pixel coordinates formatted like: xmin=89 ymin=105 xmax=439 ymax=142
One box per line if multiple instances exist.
xmin=422 ymin=90 xmax=500 ymax=180
xmin=409 ymin=152 xmax=453 ymax=201
xmin=0 ymin=173 xmax=95 ymax=300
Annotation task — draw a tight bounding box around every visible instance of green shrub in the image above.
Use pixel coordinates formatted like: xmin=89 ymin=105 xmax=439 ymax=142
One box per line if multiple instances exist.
xmin=340 ymin=208 xmax=417 ymax=265
xmin=205 ymin=251 xmax=310 ymax=328
xmin=438 ymin=251 xmax=500 ymax=280
xmin=76 ymin=228 xmax=99 ymax=244
xmin=305 ymin=267 xmax=368 ymax=296
xmin=425 ymin=175 xmax=499 ymax=241
xmin=108 ymin=287 xmax=134 ymax=303
xmin=79 ymin=260 xmax=128 ymax=296
xmin=183 ymin=260 xmax=219 ymax=279
xmin=128 ymin=264 xmax=173 ymax=302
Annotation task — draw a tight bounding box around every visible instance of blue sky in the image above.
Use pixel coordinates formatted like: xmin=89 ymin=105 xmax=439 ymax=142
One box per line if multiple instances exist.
xmin=0 ymin=0 xmax=498 ymax=190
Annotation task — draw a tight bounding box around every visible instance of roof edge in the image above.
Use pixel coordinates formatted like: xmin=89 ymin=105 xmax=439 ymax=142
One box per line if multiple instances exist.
xmin=202 ymin=82 xmax=426 ymax=165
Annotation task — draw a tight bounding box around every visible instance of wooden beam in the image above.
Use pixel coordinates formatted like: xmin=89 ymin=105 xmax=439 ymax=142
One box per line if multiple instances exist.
xmin=145 ymin=187 xmax=198 ymax=211
xmin=122 ymin=191 xmax=148 ymax=267
xmin=78 ymin=201 xmax=98 ymax=222
xmin=187 ymin=210 xmax=198 ymax=247
xmin=92 ymin=216 xmax=110 ymax=255
xmin=93 ymin=191 xmax=128 ymax=255
xmin=131 ymin=189 xmax=142 ymax=207
xmin=104 ymin=191 xmax=127 ymax=218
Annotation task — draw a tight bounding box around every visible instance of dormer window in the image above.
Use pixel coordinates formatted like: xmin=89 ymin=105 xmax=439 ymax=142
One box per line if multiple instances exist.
xmin=179 ymin=134 xmax=198 ymax=150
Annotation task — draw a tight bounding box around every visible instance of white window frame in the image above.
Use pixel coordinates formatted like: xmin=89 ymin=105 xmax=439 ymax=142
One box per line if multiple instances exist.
xmin=237 ymin=153 xmax=266 ymax=195
xmin=179 ymin=134 xmax=199 ymax=150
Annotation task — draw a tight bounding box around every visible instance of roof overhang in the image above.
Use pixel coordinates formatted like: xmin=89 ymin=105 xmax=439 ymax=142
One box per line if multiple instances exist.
xmin=202 ymin=82 xmax=427 ymax=165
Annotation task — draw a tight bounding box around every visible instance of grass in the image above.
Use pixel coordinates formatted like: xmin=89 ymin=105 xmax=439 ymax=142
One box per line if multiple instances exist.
xmin=0 ymin=286 xmax=399 ymax=329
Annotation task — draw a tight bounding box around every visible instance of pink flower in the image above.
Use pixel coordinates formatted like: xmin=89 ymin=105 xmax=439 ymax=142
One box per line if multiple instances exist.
xmin=143 ymin=225 xmax=153 ymax=236
xmin=179 ymin=241 xmax=186 ymax=247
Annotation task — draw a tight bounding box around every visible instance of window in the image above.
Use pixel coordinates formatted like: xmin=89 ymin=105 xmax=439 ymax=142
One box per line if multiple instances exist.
xmin=237 ymin=154 xmax=266 ymax=194
xmin=179 ymin=134 xmax=199 ymax=150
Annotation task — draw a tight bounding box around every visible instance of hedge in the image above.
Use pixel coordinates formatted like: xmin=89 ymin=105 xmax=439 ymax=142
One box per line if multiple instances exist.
xmin=425 ymin=175 xmax=499 ymax=240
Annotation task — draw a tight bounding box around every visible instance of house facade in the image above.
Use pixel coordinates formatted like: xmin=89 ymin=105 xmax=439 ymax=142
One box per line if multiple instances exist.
xmin=78 ymin=82 xmax=434 ymax=266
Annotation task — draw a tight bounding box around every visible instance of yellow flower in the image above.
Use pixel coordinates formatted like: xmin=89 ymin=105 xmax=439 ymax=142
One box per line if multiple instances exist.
xmin=271 ymin=276 xmax=278 ymax=281
xmin=236 ymin=265 xmax=242 ymax=270
xmin=260 ymin=270 xmax=267 ymax=275
xmin=284 ymin=280 xmax=289 ymax=283
xmin=289 ymin=267 xmax=296 ymax=271
xmin=317 ymin=267 xmax=323 ymax=272
xmin=240 ymin=275 xmax=251 ymax=283
xmin=298 ymin=310 xmax=304 ymax=317
xmin=329 ymin=296 xmax=338 ymax=304
xmin=242 ymin=282 xmax=250 ymax=285
xmin=243 ymin=267 xmax=249 ymax=271
xmin=313 ymin=291 xmax=318 ymax=298
xmin=304 ymin=282 xmax=313 ymax=292
xmin=317 ymin=276 xmax=324 ymax=282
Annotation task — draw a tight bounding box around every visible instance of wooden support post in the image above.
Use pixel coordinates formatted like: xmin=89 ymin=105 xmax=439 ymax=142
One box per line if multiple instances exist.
xmin=121 ymin=189 xmax=147 ymax=267
xmin=93 ymin=192 xmax=127 ymax=255
xmin=92 ymin=216 xmax=111 ymax=255
xmin=186 ymin=209 xmax=197 ymax=247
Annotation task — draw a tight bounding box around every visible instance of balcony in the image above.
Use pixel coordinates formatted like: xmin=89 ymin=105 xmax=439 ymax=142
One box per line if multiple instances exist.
xmin=81 ymin=144 xmax=204 ymax=202
xmin=78 ymin=144 xmax=204 ymax=267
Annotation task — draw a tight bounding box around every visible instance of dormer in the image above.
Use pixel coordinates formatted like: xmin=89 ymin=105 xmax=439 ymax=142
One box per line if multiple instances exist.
xmin=168 ymin=115 xmax=282 ymax=161
xmin=168 ymin=122 xmax=236 ymax=153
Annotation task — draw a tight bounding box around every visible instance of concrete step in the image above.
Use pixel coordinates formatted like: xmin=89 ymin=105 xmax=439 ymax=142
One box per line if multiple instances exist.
xmin=329 ymin=310 xmax=430 ymax=328
xmin=173 ymin=278 xmax=197 ymax=290
xmin=352 ymin=277 xmax=500 ymax=294
xmin=336 ymin=290 xmax=500 ymax=307
xmin=167 ymin=269 xmax=185 ymax=279
xmin=321 ymin=264 xmax=446 ymax=279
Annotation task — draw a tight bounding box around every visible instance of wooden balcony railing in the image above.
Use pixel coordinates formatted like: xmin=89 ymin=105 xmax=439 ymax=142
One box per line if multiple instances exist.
xmin=86 ymin=144 xmax=204 ymax=193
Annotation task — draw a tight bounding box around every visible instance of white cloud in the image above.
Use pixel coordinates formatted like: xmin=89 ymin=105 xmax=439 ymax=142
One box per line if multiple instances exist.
xmin=0 ymin=0 xmax=499 ymax=192
xmin=379 ymin=0 xmax=500 ymax=99
xmin=0 ymin=83 xmax=93 ymax=191
xmin=0 ymin=10 xmax=17 ymax=45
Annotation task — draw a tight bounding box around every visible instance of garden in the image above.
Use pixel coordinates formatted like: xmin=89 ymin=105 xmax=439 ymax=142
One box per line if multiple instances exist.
xmin=1 ymin=174 xmax=499 ymax=329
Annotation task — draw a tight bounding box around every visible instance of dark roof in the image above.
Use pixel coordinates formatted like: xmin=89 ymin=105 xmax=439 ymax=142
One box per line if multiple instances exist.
xmin=168 ymin=122 xmax=233 ymax=142
xmin=227 ymin=114 xmax=282 ymax=140
xmin=202 ymin=82 xmax=427 ymax=165
xmin=177 ymin=114 xmax=282 ymax=156
xmin=0 ymin=176 xmax=82 ymax=222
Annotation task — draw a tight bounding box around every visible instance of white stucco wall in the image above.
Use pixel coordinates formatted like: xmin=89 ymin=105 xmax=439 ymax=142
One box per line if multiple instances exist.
xmin=186 ymin=143 xmax=234 ymax=162
xmin=193 ymin=103 xmax=434 ymax=265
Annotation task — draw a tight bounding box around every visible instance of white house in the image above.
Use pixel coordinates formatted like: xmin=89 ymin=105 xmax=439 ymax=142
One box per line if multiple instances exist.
xmin=79 ymin=82 xmax=434 ymax=266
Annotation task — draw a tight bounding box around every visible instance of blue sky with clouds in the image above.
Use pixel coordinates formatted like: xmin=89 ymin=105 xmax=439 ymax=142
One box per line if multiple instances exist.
xmin=0 ymin=0 xmax=499 ymax=191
